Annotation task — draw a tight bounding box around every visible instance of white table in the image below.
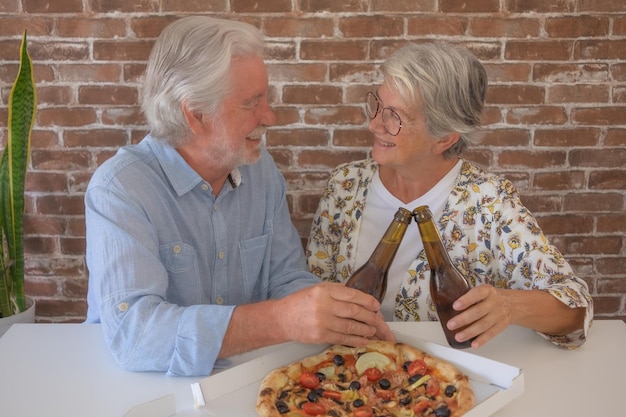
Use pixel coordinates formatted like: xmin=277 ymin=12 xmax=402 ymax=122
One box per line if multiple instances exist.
xmin=0 ymin=320 xmax=623 ymax=416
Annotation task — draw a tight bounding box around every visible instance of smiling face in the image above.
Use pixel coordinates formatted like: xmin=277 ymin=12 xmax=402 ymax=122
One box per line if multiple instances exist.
xmin=369 ymin=81 xmax=438 ymax=172
xmin=188 ymin=54 xmax=276 ymax=171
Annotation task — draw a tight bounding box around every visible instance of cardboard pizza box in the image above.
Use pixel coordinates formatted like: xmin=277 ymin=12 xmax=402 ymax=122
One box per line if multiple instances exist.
xmin=190 ymin=332 xmax=524 ymax=417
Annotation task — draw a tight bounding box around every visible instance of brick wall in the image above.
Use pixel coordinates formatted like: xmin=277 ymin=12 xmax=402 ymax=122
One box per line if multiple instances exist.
xmin=0 ymin=0 xmax=625 ymax=323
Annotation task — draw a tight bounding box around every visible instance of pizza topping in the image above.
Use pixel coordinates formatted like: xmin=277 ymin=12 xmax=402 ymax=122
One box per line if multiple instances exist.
xmin=354 ymin=351 xmax=392 ymax=376
xmin=258 ymin=341 xmax=474 ymax=417
xmin=299 ymin=372 xmax=321 ymax=389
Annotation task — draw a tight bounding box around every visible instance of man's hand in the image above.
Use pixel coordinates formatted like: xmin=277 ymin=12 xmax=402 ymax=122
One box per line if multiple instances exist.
xmin=278 ymin=281 xmax=395 ymax=347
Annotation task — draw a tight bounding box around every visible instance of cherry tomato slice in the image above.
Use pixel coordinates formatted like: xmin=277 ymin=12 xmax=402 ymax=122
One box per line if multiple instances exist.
xmin=407 ymin=359 xmax=428 ymax=377
xmin=426 ymin=377 xmax=440 ymax=396
xmin=302 ymin=402 xmax=326 ymax=416
xmin=412 ymin=399 xmax=430 ymax=414
xmin=354 ymin=406 xmax=374 ymax=417
xmin=321 ymin=390 xmax=342 ymax=400
xmin=375 ymin=388 xmax=395 ymax=400
xmin=364 ymin=367 xmax=383 ymax=382
xmin=299 ymin=372 xmax=320 ymax=389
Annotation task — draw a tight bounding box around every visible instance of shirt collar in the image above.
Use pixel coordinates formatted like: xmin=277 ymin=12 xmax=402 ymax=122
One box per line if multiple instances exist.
xmin=145 ymin=135 xmax=242 ymax=196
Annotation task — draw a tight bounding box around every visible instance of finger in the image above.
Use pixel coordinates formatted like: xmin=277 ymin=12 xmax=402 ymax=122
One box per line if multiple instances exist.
xmin=325 ymin=282 xmax=380 ymax=312
xmin=453 ymin=285 xmax=489 ymax=311
xmin=373 ymin=314 xmax=396 ymax=342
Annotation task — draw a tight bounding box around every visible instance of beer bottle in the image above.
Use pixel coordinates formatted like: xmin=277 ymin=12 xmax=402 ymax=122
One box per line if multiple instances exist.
xmin=345 ymin=207 xmax=412 ymax=303
xmin=413 ymin=205 xmax=474 ymax=349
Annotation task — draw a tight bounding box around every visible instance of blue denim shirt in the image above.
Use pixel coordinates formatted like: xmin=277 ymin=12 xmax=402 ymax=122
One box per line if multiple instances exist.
xmin=85 ymin=135 xmax=319 ymax=376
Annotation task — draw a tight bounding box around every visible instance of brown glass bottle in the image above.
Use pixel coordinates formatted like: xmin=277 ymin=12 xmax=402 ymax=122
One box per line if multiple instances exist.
xmin=345 ymin=207 xmax=412 ymax=303
xmin=413 ymin=205 xmax=474 ymax=349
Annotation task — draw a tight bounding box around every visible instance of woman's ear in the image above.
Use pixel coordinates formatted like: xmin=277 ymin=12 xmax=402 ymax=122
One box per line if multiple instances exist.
xmin=181 ymin=101 xmax=206 ymax=135
xmin=433 ymin=132 xmax=461 ymax=155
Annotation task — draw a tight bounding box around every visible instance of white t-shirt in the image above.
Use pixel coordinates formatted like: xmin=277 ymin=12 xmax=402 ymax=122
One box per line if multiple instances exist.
xmin=353 ymin=160 xmax=463 ymax=320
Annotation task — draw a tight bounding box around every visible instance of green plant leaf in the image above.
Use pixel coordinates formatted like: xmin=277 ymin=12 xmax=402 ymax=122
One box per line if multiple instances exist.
xmin=0 ymin=30 xmax=36 ymax=317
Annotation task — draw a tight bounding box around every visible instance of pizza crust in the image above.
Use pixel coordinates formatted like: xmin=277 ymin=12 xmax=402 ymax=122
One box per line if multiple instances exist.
xmin=257 ymin=340 xmax=475 ymax=417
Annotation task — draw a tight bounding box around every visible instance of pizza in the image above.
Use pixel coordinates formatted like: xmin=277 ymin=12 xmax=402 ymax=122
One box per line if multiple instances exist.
xmin=256 ymin=340 xmax=474 ymax=417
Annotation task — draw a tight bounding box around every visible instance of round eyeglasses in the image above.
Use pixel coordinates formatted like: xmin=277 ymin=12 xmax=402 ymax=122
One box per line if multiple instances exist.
xmin=365 ymin=91 xmax=405 ymax=136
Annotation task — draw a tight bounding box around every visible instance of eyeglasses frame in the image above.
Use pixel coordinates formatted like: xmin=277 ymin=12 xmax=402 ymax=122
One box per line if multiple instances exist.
xmin=365 ymin=91 xmax=406 ymax=136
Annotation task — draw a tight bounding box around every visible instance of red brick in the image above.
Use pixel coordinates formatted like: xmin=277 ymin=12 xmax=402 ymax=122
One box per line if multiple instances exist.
xmin=298 ymin=149 xmax=367 ymax=169
xmin=25 ymin=0 xmax=83 ymax=12
xmin=300 ymin=0 xmax=369 ymax=12
xmin=300 ymin=40 xmax=368 ymax=61
xmin=283 ymin=86 xmax=343 ymax=105
xmin=605 ymin=129 xmax=626 ymax=146
xmin=498 ymin=150 xmax=567 ymax=168
xmin=31 ymin=150 xmax=92 ymax=170
xmin=589 ymin=170 xmax=626 ymax=190
xmin=596 ymin=258 xmax=626 ymax=276
xmin=267 ymin=129 xmax=330 ymax=147
xmin=87 ymin=0 xmax=158 ymax=13
xmin=38 ymin=108 xmax=98 ymax=127
xmin=57 ymin=17 xmax=127 ymax=38
xmin=57 ymin=64 xmax=123 ymax=83
xmin=597 ymin=214 xmax=626 ymax=233
xmin=547 ymin=85 xmax=609 ymax=103
xmin=534 ymin=214 xmax=593 ymax=235
xmin=440 ymin=0 xmax=500 ymax=12
xmin=64 ymin=129 xmax=128 ymax=148
xmin=483 ymin=63 xmax=531 ymax=82
xmin=93 ymin=40 xmax=154 ymax=61
xmin=533 ymin=171 xmax=586 ymax=191
xmin=407 ymin=17 xmax=468 ymax=36
xmin=339 ymin=16 xmax=403 ymax=37
xmin=264 ymin=18 xmax=333 ymax=38
xmin=534 ymin=63 xmax=609 ymax=83
xmin=232 ymin=0 xmax=291 ymax=12
xmin=26 ymin=172 xmax=68 ymax=193
xmin=572 ymin=107 xmax=626 ymax=125
xmin=579 ymin=0 xmax=626 ymax=12
xmin=162 ymin=0 xmax=226 ymax=12
xmin=268 ymin=63 xmax=327 ymax=82
xmin=563 ymin=192 xmax=624 ymax=212
xmin=505 ymin=0 xmax=575 ymax=13
xmin=304 ymin=106 xmax=366 ymax=125
xmin=471 ymin=17 xmax=540 ymax=38
xmin=575 ymin=40 xmax=626 ymax=60
xmin=569 ymin=149 xmax=626 ymax=168
xmin=545 ymin=16 xmax=609 ymax=37
xmin=130 ymin=16 xmax=177 ymax=38
xmin=534 ymin=128 xmax=600 ymax=146
xmin=553 ymin=236 xmax=623 ymax=255
xmin=506 ymin=106 xmax=567 ymax=125
xmin=78 ymin=86 xmax=138 ymax=105
xmin=333 ymin=129 xmax=374 ymax=147
xmin=374 ymin=0 xmax=435 ymax=12
xmin=486 ymin=85 xmax=545 ymax=105
xmin=329 ymin=63 xmax=380 ymax=83
xmin=505 ymin=41 xmax=573 ymax=61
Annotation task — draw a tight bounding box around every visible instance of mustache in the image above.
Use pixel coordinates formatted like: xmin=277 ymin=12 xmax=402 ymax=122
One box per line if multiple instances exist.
xmin=248 ymin=126 xmax=268 ymax=138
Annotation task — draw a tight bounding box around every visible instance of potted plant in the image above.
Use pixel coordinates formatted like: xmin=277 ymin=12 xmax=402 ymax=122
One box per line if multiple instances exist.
xmin=0 ymin=30 xmax=37 ymax=335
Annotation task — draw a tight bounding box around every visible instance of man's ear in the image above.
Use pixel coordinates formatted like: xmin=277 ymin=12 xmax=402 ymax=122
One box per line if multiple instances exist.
xmin=181 ymin=101 xmax=206 ymax=135
xmin=433 ymin=132 xmax=461 ymax=155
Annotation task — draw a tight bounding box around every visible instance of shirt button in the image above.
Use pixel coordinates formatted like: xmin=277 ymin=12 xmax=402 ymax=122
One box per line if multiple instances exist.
xmin=118 ymin=302 xmax=129 ymax=312
xmin=201 ymin=184 xmax=209 ymax=191
xmin=173 ymin=245 xmax=182 ymax=254
xmin=215 ymin=296 xmax=224 ymax=305
xmin=218 ymin=251 xmax=225 ymax=260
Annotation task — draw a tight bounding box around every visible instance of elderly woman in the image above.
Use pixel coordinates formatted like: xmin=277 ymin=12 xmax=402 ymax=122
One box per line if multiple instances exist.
xmin=306 ymin=42 xmax=593 ymax=349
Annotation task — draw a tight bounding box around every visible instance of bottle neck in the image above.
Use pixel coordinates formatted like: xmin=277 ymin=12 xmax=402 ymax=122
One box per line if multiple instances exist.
xmin=416 ymin=216 xmax=450 ymax=268
xmin=368 ymin=217 xmax=409 ymax=269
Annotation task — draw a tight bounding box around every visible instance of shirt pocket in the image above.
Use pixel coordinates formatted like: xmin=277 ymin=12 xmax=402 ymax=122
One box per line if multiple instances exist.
xmin=160 ymin=242 xmax=201 ymax=304
xmin=239 ymin=234 xmax=270 ymax=301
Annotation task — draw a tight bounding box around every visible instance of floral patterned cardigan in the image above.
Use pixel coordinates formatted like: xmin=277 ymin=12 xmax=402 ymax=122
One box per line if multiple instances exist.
xmin=306 ymin=159 xmax=593 ymax=348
